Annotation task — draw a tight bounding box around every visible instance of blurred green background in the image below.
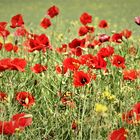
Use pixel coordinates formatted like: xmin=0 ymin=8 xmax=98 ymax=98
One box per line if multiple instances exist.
xmin=0 ymin=0 xmax=140 ymax=34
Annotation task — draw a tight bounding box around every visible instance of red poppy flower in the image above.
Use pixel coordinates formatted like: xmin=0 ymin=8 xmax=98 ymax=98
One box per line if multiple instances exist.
xmin=111 ymin=55 xmax=125 ymax=69
xmin=4 ymin=43 xmax=14 ymax=52
xmin=0 ymin=121 xmax=16 ymax=135
xmin=0 ymin=22 xmax=7 ymax=30
xmin=60 ymin=96 xmax=76 ymax=108
xmin=111 ymin=33 xmax=122 ymax=43
xmin=86 ymin=25 xmax=95 ymax=33
xmin=90 ymin=39 xmax=101 ymax=48
xmin=30 ymin=64 xmax=47 ymax=74
xmin=47 ymin=5 xmax=59 ymax=18
xmin=58 ymin=91 xmax=75 ymax=108
xmin=0 ymin=91 xmax=7 ymax=101
xmin=78 ymin=26 xmax=88 ymax=36
xmin=26 ymin=34 xmax=51 ymax=52
xmin=56 ymin=44 xmax=67 ymax=53
xmin=80 ymin=54 xmax=106 ymax=70
xmin=55 ymin=65 xmax=67 ymax=74
xmin=63 ymin=57 xmax=80 ymax=71
xmin=133 ymin=102 xmax=140 ymax=121
xmin=0 ymin=58 xmax=11 ymax=72
xmin=122 ymin=110 xmax=135 ymax=124
xmin=13 ymin=45 xmax=18 ymax=52
xmin=60 ymin=94 xmax=68 ymax=104
xmin=99 ymin=34 xmax=110 ymax=43
xmin=68 ymin=38 xmax=85 ymax=56
xmin=0 ymin=22 xmax=10 ymax=39
xmin=0 ymin=29 xmax=10 ymax=39
xmin=120 ymin=29 xmax=132 ymax=39
xmin=11 ymin=113 xmax=32 ymax=130
xmin=69 ymin=38 xmax=86 ymax=48
xmin=98 ymin=20 xmax=108 ymax=28
xmin=122 ymin=103 xmax=140 ymax=125
xmin=78 ymin=25 xmax=94 ymax=36
xmin=14 ymin=27 xmax=28 ymax=37
xmin=98 ymin=46 xmax=114 ymax=58
xmin=79 ymin=54 xmax=94 ymax=65
xmin=40 ymin=17 xmax=51 ymax=29
xmin=70 ymin=47 xmax=82 ymax=56
xmin=94 ymin=55 xmax=107 ymax=70
xmin=10 ymin=14 xmax=24 ymax=28
xmin=36 ymin=34 xmax=50 ymax=47
xmin=73 ymin=71 xmax=90 ymax=87
xmin=80 ymin=12 xmax=92 ymax=25
xmin=108 ymin=127 xmax=128 ymax=140
xmin=80 ymin=38 xmax=86 ymax=48
xmin=16 ymin=91 xmax=35 ymax=107
xmin=69 ymin=38 xmax=81 ymax=48
xmin=10 ymin=58 xmax=27 ymax=72
xmin=71 ymin=121 xmax=77 ymax=130
xmin=79 ymin=54 xmax=98 ymax=68
xmin=134 ymin=16 xmax=140 ymax=25
xmin=4 ymin=44 xmax=18 ymax=53
xmin=123 ymin=69 xmax=137 ymax=81
xmin=87 ymin=43 xmax=94 ymax=48
xmin=0 ymin=113 xmax=32 ymax=135
xmin=0 ymin=42 xmax=2 ymax=50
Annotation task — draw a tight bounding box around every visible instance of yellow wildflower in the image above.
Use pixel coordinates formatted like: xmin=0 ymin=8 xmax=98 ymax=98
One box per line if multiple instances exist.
xmin=95 ymin=103 xmax=108 ymax=114
xmin=102 ymin=89 xmax=117 ymax=101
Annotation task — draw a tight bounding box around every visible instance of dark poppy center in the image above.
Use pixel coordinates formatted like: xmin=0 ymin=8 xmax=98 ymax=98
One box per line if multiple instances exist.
xmin=20 ymin=99 xmax=25 ymax=104
xmin=20 ymin=97 xmax=28 ymax=104
xmin=127 ymin=115 xmax=133 ymax=120
xmin=81 ymin=77 xmax=87 ymax=84
xmin=117 ymin=61 xmax=121 ymax=64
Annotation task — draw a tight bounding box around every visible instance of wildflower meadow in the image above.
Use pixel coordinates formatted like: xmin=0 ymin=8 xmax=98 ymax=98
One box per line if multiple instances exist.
xmin=0 ymin=1 xmax=140 ymax=140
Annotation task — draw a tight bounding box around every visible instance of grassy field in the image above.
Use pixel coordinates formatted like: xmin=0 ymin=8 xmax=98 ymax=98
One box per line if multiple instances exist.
xmin=0 ymin=1 xmax=140 ymax=140
xmin=0 ymin=0 xmax=140 ymax=33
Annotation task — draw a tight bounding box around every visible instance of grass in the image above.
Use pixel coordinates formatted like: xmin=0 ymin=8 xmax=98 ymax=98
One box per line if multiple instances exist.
xmin=0 ymin=0 xmax=140 ymax=33
xmin=0 ymin=1 xmax=140 ymax=140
